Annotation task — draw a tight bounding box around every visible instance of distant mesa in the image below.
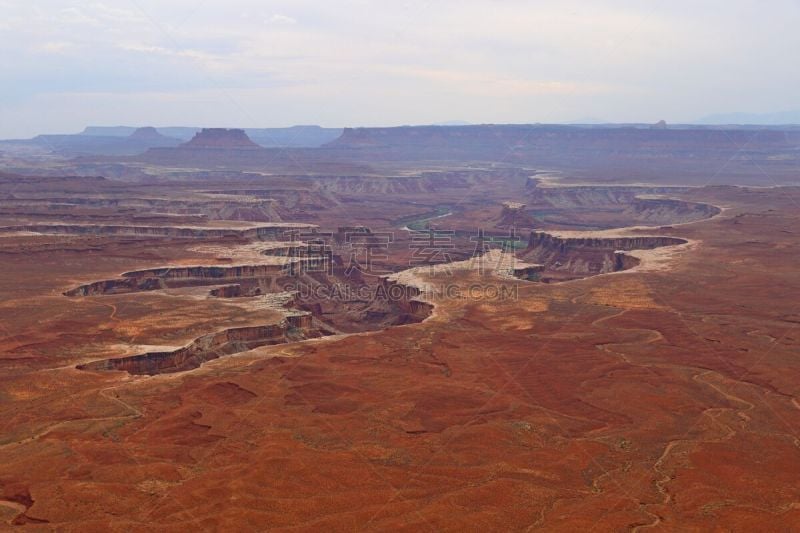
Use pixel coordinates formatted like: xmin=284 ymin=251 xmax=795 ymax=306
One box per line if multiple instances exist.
xmin=650 ymin=119 xmax=668 ymax=130
xmin=129 ymin=126 xmax=173 ymax=141
xmin=181 ymin=128 xmax=262 ymax=150
xmin=73 ymin=125 xmax=344 ymax=146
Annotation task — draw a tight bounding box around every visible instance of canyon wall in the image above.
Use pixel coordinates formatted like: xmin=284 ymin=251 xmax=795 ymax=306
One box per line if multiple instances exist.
xmin=64 ymin=263 xmax=302 ymax=297
xmin=523 ymin=181 xmax=722 ymax=226
xmin=527 ymin=232 xmax=687 ymax=252
xmin=378 ymin=277 xmax=434 ymax=323
xmin=1 ymin=224 xmax=313 ymax=240
xmin=522 ymin=231 xmax=686 ymax=278
xmin=77 ymin=314 xmax=317 ymax=375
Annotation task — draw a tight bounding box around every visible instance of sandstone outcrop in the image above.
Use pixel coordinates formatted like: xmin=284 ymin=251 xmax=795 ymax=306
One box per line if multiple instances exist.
xmin=527 ymin=231 xmax=686 ymax=252
xmin=521 ymin=181 xmax=722 ymax=228
xmin=522 ymin=231 xmax=686 ymax=278
xmin=208 ymin=284 xmax=262 ymax=298
xmin=1 ymin=223 xmax=315 ymax=240
xmin=77 ymin=314 xmax=319 ymax=375
xmin=378 ymin=277 xmax=433 ymax=323
xmin=496 ymin=201 xmax=537 ymax=228
xmin=64 ymin=262 xmax=303 ymax=296
xmin=511 ymin=263 xmax=545 ymax=281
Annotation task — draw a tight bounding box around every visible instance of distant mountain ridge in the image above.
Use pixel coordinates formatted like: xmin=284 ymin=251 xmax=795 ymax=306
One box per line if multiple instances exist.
xmin=80 ymin=125 xmax=344 ymax=147
xmin=696 ymin=110 xmax=800 ymax=125
xmin=0 ymin=125 xmax=344 ymax=157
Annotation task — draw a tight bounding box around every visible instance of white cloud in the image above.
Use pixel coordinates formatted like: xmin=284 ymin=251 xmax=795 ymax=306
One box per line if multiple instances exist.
xmin=267 ymin=14 xmax=297 ymax=25
xmin=1 ymin=0 xmax=800 ymax=136
xmin=57 ymin=6 xmax=101 ymax=26
xmin=38 ymin=41 xmax=77 ymax=54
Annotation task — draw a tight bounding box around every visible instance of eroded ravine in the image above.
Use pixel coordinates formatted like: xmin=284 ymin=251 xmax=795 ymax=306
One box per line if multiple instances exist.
xmin=61 ymin=184 xmax=716 ymax=377
xmin=68 ymin=228 xmax=689 ymax=376
xmin=591 ymin=308 xmax=769 ymax=531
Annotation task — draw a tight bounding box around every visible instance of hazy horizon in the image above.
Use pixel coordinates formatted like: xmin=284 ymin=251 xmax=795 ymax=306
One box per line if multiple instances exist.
xmin=2 ymin=0 xmax=799 ymax=138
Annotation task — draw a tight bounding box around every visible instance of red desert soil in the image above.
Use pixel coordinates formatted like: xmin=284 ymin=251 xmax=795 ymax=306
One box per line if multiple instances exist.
xmin=0 ymin=182 xmax=799 ymax=531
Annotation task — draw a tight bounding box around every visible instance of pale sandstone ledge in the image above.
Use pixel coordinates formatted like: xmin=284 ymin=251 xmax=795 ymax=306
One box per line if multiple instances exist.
xmin=612 ymin=238 xmax=698 ymax=274
xmin=0 ymin=221 xmax=316 ymax=231
xmin=187 ymin=241 xmax=307 ymax=263
xmin=385 ymin=249 xmax=538 ymax=293
xmin=390 ymin=225 xmax=696 ymax=299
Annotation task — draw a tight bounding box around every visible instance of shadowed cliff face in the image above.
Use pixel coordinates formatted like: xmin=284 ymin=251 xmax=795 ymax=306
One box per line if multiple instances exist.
xmin=0 ymin=223 xmax=313 ymax=239
xmin=209 ymin=284 xmax=262 ymax=298
xmin=519 ymin=181 xmax=723 ymax=229
xmin=521 ymin=232 xmax=688 ymax=281
xmin=77 ymin=315 xmax=320 ymax=375
xmin=625 ymin=197 xmax=720 ymax=225
xmin=64 ymin=264 xmax=300 ymax=296
xmin=76 ymin=275 xmax=434 ymax=376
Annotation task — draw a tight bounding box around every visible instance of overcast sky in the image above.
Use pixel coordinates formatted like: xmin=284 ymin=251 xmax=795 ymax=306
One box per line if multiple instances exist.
xmin=1 ymin=0 xmax=799 ymax=137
